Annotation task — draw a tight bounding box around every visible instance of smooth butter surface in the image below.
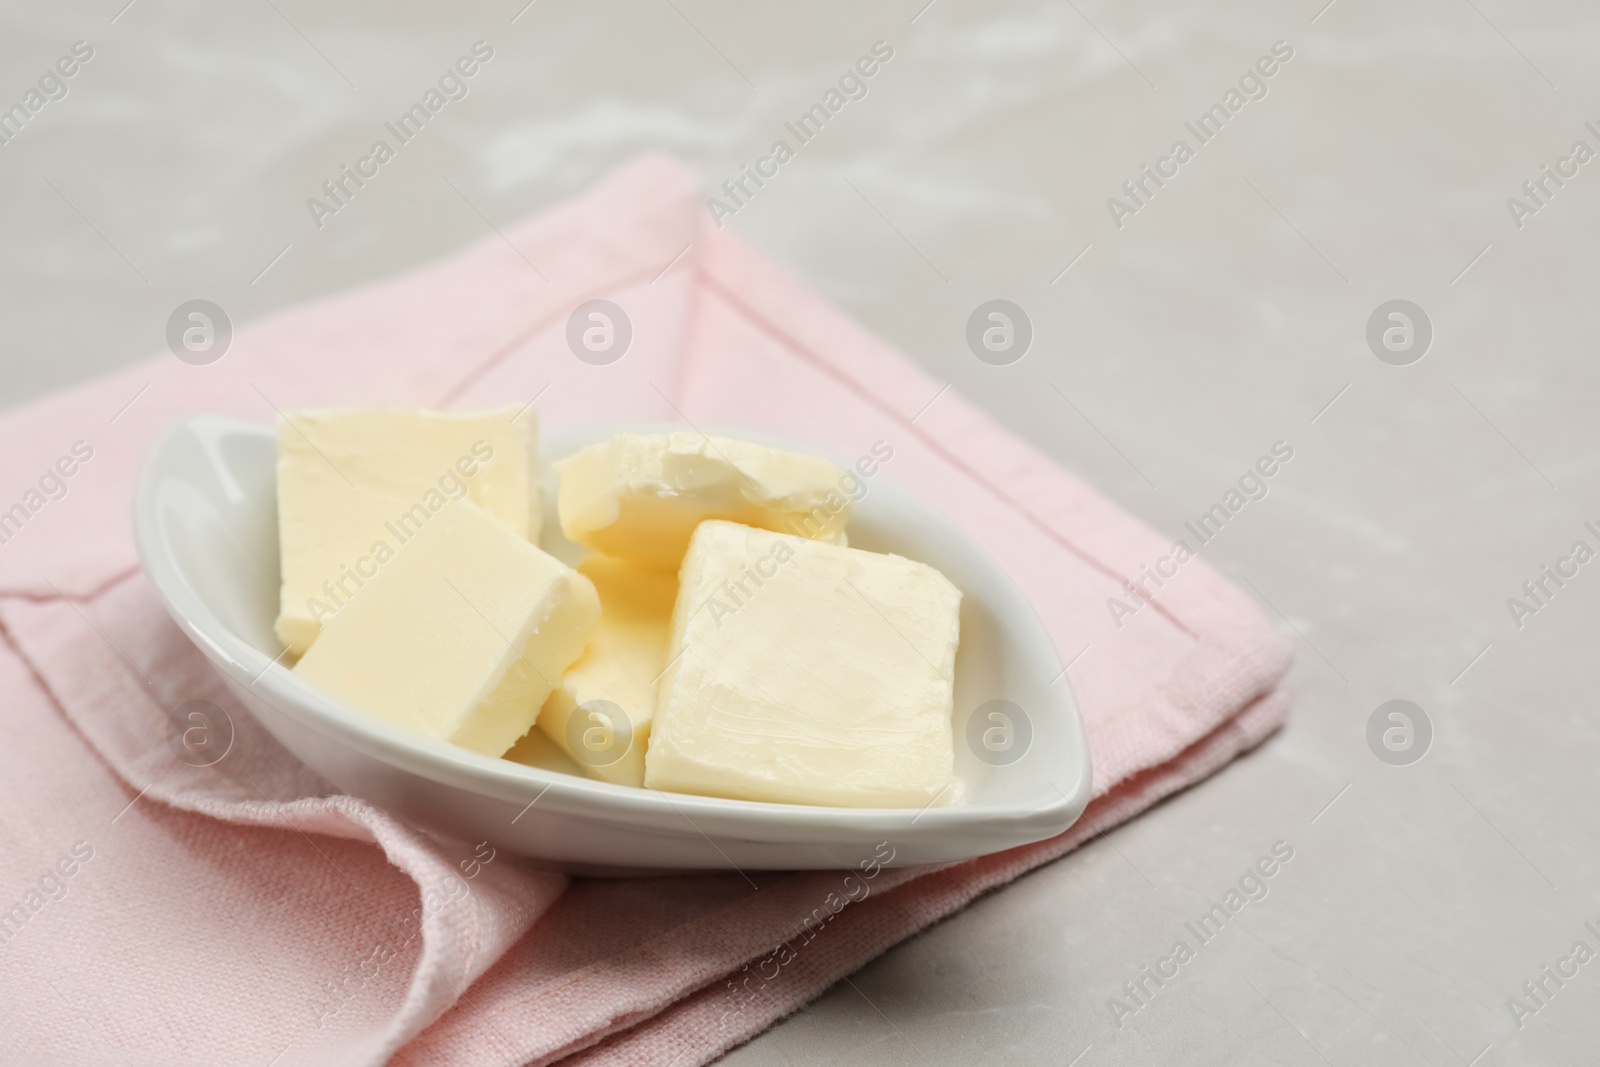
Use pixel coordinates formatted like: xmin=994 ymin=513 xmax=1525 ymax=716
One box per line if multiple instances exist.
xmin=554 ymin=432 xmax=850 ymax=570
xmin=644 ymin=520 xmax=962 ymax=807
xmin=293 ymin=501 xmax=597 ymax=758
xmin=275 ymin=407 xmax=538 ymax=655
xmin=537 ymin=555 xmax=676 ymax=787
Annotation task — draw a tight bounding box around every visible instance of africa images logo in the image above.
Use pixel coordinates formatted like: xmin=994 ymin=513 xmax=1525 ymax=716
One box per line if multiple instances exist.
xmin=305 ymin=42 xmax=495 ymax=229
xmin=706 ymin=41 xmax=895 ymax=226
xmin=1106 ymin=41 xmax=1294 ymax=229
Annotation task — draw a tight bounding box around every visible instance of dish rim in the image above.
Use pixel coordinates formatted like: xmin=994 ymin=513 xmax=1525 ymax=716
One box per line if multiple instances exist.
xmin=133 ymin=414 xmax=1093 ymax=843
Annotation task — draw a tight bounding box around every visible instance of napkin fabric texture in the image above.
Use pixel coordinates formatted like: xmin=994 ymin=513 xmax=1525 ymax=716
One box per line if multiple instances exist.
xmin=0 ymin=155 xmax=1291 ymax=1067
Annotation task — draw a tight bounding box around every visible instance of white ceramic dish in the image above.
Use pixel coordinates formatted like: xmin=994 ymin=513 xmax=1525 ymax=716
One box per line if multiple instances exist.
xmin=134 ymin=416 xmax=1090 ymax=875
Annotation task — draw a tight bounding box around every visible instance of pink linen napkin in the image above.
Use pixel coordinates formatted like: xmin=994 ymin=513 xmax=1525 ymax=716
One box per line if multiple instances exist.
xmin=0 ymin=155 xmax=1290 ymax=1067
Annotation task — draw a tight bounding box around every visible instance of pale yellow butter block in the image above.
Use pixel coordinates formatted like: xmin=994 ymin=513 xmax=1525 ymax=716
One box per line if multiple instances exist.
xmin=503 ymin=723 xmax=586 ymax=777
xmin=293 ymin=502 xmax=598 ymax=758
xmin=555 ymin=432 xmax=850 ymax=570
xmin=275 ymin=407 xmax=539 ymax=655
xmin=644 ymin=520 xmax=962 ymax=807
xmin=536 ymin=556 xmax=676 ymax=787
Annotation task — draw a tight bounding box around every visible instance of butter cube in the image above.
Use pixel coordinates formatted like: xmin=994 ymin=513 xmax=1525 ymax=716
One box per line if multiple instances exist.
xmin=555 ymin=432 xmax=850 ymax=570
xmin=276 ymin=408 xmax=539 ymax=655
xmin=293 ymin=502 xmax=598 ymax=757
xmin=644 ymin=521 xmax=962 ymax=807
xmin=536 ymin=556 xmax=676 ymax=787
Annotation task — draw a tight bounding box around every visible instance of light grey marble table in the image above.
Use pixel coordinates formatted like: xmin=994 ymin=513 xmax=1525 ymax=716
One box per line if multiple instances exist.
xmin=4 ymin=1 xmax=1598 ymax=1064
